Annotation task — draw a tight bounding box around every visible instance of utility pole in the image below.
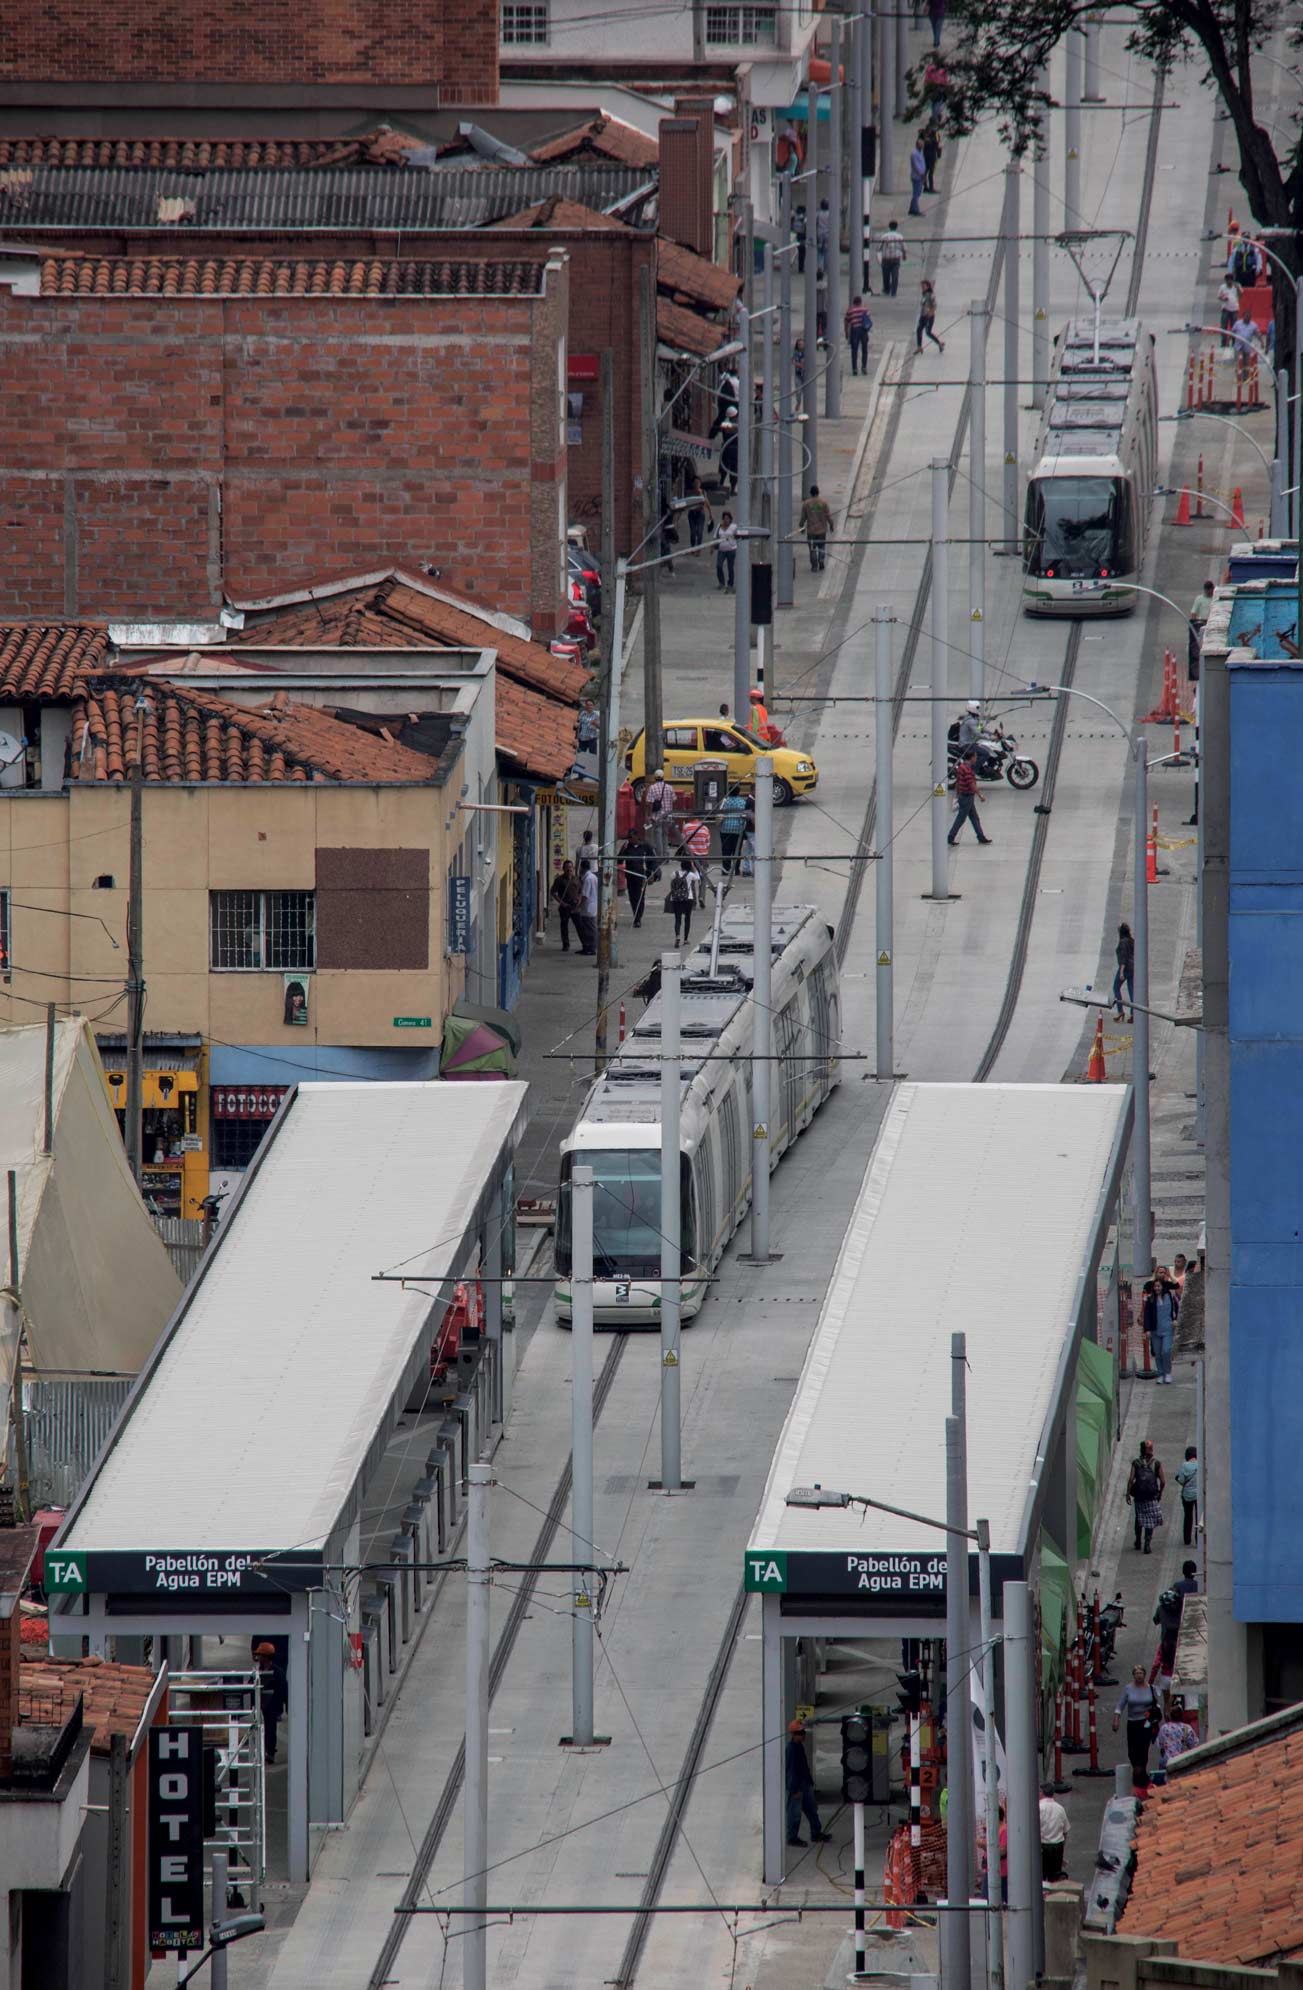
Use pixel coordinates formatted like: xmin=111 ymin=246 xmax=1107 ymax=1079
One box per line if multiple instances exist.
xmin=929 ymin=458 xmax=952 ymax=902
xmin=104 ymin=1732 xmax=129 ymax=1990
xmin=1132 ymin=740 xmax=1153 ymax=1278
xmin=1033 ymin=74 xmax=1051 ymax=404
xmin=658 ymin=955 xmax=683 ymax=1491
xmin=1064 ymin=25 xmax=1083 ymax=227
xmin=569 ymin=1164 xmax=596 ymax=1740
xmin=777 ymin=175 xmax=796 ymax=610
xmin=976 ymin=1516 xmax=1004 ymax=1990
xmin=894 ymin=0 xmax=908 ymax=114
xmin=848 ymin=12 xmax=865 ymax=302
xmin=125 ymin=698 xmax=145 ymax=1186
xmin=42 ymin=1003 xmax=55 ymax=1156
xmin=1083 ymin=12 xmax=1103 ymax=101
xmin=639 ymin=264 xmax=664 ymax=785
xmin=748 ymin=759 xmax=776 ymax=1263
xmin=874 ymin=608 xmax=894 ymax=1080
xmin=6 ymin=1170 xmax=30 ymax=1522
xmin=944 ymin=1333 xmax=973 ymax=1990
xmin=1003 ymin=161 xmax=1021 ymax=551
xmin=595 ymin=349 xmax=619 ymax=1072
xmin=758 ymin=244 xmax=775 ymax=701
xmin=878 ymin=2 xmax=895 ymax=196
xmin=464 ymin=1460 xmax=491 ymax=1990
xmin=826 ymin=17 xmax=843 ymax=420
xmin=734 ymin=297 xmax=753 ymax=722
xmin=968 ymin=302 xmax=988 ymax=703
xmin=1004 ymin=1581 xmax=1045 ymax=1990
xmin=803 ymin=96 xmax=820 ymax=497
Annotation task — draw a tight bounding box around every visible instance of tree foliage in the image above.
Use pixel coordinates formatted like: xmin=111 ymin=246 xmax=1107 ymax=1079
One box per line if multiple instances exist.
xmin=934 ymin=0 xmax=1301 ymax=259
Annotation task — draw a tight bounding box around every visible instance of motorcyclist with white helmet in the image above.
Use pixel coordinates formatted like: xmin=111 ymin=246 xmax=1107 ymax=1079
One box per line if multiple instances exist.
xmin=957 ymin=699 xmax=982 ymax=753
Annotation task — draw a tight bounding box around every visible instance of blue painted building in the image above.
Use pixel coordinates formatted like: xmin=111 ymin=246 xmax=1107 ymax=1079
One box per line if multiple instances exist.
xmin=1203 ymin=570 xmax=1303 ymax=1723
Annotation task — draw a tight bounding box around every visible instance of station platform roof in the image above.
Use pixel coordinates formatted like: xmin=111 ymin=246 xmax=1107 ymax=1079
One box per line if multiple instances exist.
xmin=56 ymin=1081 xmax=526 ymax=1598
xmin=746 ymin=1081 xmax=1130 ymax=1615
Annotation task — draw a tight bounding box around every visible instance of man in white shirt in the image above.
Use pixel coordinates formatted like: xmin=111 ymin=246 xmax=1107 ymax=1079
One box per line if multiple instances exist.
xmin=1217 ymin=276 xmax=1239 ymax=348
xmin=1231 ymin=310 xmax=1260 ymax=378
xmin=577 ymin=860 xmax=598 ymax=956
xmin=1039 ymin=1782 xmax=1069 ymax=1882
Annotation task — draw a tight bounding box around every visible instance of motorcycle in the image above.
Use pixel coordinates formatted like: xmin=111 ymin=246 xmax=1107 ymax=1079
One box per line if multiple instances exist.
xmin=947 ymin=719 xmax=1040 ymax=791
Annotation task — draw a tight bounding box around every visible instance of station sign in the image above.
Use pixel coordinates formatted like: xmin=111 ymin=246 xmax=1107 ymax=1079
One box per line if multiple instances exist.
xmin=148 ymin=1727 xmax=205 ymax=1953
xmin=45 ymin=1548 xmax=325 ymax=1596
xmin=744 ymin=1548 xmax=1022 ymax=1611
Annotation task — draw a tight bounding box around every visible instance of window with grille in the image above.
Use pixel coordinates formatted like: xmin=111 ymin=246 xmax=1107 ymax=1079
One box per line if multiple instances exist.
xmin=705 ymin=3 xmax=776 ymax=42
xmin=212 ymin=1118 xmax=271 ymax=1171
xmin=209 ymin=891 xmax=315 ymax=971
xmin=502 ymin=1 xmax=549 ymax=42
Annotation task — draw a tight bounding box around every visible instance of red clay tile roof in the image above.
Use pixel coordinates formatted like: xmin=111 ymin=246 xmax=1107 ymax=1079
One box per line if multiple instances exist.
xmin=657 ymin=296 xmax=723 ymax=358
xmin=1122 ymin=1715 xmax=1303 ymax=1965
xmin=0 ymin=622 xmax=108 ymax=701
xmin=494 ymin=677 xmax=576 ymax=781
xmin=20 ymin=1654 xmax=155 ymax=1754
xmin=40 ymin=256 xmax=544 ymax=299
xmin=531 ymin=116 xmax=659 ymax=171
xmin=488 ymin=195 xmax=633 ymax=233
xmin=657 ymin=235 xmax=740 ymax=313
xmin=245 ymin=574 xmax=588 ymax=706
xmin=74 ymin=678 xmax=437 ymax=785
xmin=0 ymin=130 xmax=419 ymax=170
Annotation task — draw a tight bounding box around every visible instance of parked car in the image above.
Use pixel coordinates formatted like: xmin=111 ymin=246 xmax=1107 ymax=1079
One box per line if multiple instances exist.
xmin=567 ymin=548 xmax=602 ymax=619
xmin=624 ymin=717 xmax=817 ymax=806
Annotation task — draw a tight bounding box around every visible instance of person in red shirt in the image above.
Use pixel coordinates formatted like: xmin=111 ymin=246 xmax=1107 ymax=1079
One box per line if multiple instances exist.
xmin=948 ymin=748 xmax=992 ymax=846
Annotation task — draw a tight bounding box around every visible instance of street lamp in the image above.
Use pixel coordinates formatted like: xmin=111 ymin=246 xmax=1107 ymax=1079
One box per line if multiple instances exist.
xmin=786 ymin=1483 xmax=1003 ymax=1990
xmin=1023 ymin=680 xmax=1156 ymax=1278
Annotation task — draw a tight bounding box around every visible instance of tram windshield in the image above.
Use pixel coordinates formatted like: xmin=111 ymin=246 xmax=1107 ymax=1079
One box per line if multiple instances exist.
xmin=556 ymin=1149 xmax=694 ymax=1277
xmin=1024 ymin=476 xmax=1129 ymax=578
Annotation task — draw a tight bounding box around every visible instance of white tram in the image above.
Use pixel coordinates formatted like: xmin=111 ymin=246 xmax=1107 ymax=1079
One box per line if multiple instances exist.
xmin=1022 ymin=317 xmax=1159 ymax=616
xmin=553 ymin=905 xmax=840 ymax=1326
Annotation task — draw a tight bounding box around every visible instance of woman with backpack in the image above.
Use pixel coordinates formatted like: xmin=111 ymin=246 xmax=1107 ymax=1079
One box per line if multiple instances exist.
xmin=667 ymin=859 xmax=699 ymax=945
xmin=1112 ymin=1664 xmax=1161 ymax=1792
xmin=1126 ymin=1439 xmax=1165 ymax=1553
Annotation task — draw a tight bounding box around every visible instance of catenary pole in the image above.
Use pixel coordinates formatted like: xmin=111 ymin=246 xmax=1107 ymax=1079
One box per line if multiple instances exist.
xmin=778 ymin=176 xmax=796 ymax=608
xmin=803 ymin=100 xmax=821 ymax=497
xmin=849 ymin=11 xmax=866 ymax=301
xmin=976 ymin=1517 xmax=1004 ymax=1990
xmin=1004 ymin=1581 xmax=1044 ymax=1990
xmin=570 ymin=1164 xmax=596 ymax=1742
xmin=1132 ymin=740 xmax=1153 ymax=1278
xmin=1083 ymin=11 xmax=1102 ymax=101
xmin=639 ymin=265 xmax=663 ymax=784
xmin=125 ymin=716 xmax=145 ymax=1185
xmin=969 ymin=301 xmax=988 ymax=702
xmin=930 ymin=457 xmax=951 ymax=900
xmin=464 ymin=1460 xmax=492 ymax=1990
xmin=1064 ymin=26 xmax=1083 ymax=226
xmin=826 ymin=17 xmax=843 ymax=420
xmin=1003 ymin=161 xmax=1021 ymax=550
xmin=595 ymin=349 xmax=619 ymax=1071
xmin=735 ymin=298 xmax=753 ymax=721
xmin=1032 ymin=76 xmax=1051 ymax=404
xmin=659 ymin=955 xmax=683 ymax=1490
xmin=860 ymin=4 xmax=875 ymax=286
xmin=750 ymin=758 xmax=775 ymax=1261
xmin=944 ymin=1412 xmax=973 ymax=1990
xmin=878 ymin=4 xmax=895 ymax=197
xmin=875 ymin=607 xmax=894 ymax=1078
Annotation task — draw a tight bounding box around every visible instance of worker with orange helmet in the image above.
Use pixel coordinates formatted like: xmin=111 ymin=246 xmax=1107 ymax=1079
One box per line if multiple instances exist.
xmin=748 ymin=687 xmax=771 ymax=740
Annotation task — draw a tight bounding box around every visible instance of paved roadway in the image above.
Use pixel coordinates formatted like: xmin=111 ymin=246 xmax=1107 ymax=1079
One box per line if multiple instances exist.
xmin=204 ymin=19 xmax=1279 ymax=1987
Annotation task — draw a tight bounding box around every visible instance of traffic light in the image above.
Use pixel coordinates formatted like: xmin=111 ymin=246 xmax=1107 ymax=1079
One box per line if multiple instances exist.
xmin=841 ymin=1713 xmax=872 ymax=1803
xmin=896 ymin=1669 xmax=922 ymax=1717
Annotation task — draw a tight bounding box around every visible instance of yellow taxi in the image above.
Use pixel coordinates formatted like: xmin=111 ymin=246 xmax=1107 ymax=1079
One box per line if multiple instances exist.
xmin=624 ymin=718 xmax=818 ymax=806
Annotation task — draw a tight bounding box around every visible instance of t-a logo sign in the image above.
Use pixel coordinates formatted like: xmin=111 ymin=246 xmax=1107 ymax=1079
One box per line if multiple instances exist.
xmin=744 ymin=1550 xmax=788 ymax=1593
xmin=44 ymin=1550 xmax=87 ymax=1592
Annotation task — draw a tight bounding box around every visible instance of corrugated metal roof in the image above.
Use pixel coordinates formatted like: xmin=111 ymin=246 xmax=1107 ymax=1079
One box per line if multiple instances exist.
xmin=62 ymin=1082 xmax=527 ymax=1555
xmin=0 ymin=163 xmax=651 ymax=232
xmin=749 ymin=1082 xmax=1129 ymax=1562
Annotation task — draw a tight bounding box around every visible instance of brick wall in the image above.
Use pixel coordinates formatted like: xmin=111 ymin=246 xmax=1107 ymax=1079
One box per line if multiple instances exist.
xmin=0 ymin=1 xmax=499 ymax=99
xmin=0 ymin=279 xmax=567 ymax=633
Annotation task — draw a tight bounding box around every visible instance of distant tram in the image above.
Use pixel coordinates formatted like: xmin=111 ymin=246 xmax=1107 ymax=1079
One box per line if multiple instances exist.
xmin=1022 ymin=317 xmax=1159 ymax=616
xmin=553 ymin=905 xmax=840 ymax=1327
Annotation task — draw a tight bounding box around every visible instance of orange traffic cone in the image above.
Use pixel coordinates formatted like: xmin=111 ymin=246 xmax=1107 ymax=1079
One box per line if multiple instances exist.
xmin=1147 ymin=804 xmax=1159 ymax=884
xmin=1087 ymin=1016 xmax=1107 ymax=1084
xmin=1171 ymin=487 xmax=1192 ymax=527
xmin=1230 ymin=486 xmax=1246 ymax=529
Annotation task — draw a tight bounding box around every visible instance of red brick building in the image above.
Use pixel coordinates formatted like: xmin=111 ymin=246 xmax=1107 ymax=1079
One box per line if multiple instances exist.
xmin=0 ymin=253 xmax=569 ymax=634
xmin=0 ymin=0 xmax=499 ymax=106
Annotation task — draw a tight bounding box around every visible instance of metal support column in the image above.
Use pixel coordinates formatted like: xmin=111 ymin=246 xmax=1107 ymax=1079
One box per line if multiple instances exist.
xmin=1133 ymin=741 xmax=1152 ymax=1277
xmin=659 ymin=955 xmax=683 ymax=1489
xmin=735 ymin=298 xmax=753 ymax=720
xmin=803 ymin=101 xmax=820 ymax=496
xmin=944 ymin=1413 xmax=973 ymax=1990
xmin=1064 ymin=27 xmax=1083 ymax=226
xmin=826 ymin=18 xmax=843 ymax=420
xmin=879 ymin=5 xmax=895 ymax=196
xmin=1033 ymin=78 xmax=1051 ymax=405
xmin=875 ymin=607 xmax=894 ymax=1078
xmin=570 ymin=1164 xmax=595 ymax=1741
xmin=749 ymin=759 xmax=775 ymax=1261
xmin=1003 ymin=161 xmax=1021 ymax=549
xmin=929 ymin=457 xmax=952 ymax=900
xmin=287 ymin=1594 xmax=309 ymax=1882
xmin=969 ymin=301 xmax=988 ymax=702
xmin=1004 ymin=1581 xmax=1044 ymax=1990
xmin=778 ymin=175 xmax=796 ymax=608
xmin=464 ymin=1462 xmax=491 ymax=1990
xmin=977 ymin=1518 xmax=1004 ymax=1990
